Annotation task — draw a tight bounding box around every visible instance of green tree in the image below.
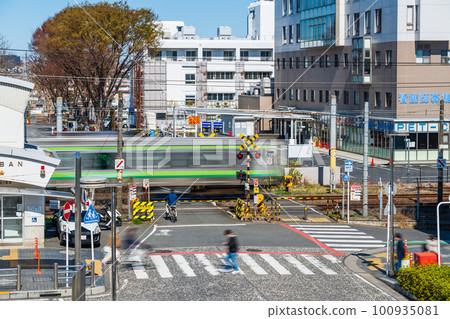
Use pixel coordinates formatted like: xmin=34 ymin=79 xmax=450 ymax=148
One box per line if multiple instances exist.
xmin=31 ymin=1 xmax=162 ymax=128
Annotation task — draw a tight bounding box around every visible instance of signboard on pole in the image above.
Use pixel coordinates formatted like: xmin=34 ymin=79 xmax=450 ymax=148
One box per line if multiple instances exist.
xmin=84 ymin=204 xmax=100 ymax=224
xmin=351 ymin=186 xmax=361 ymax=201
xmin=115 ymin=159 xmax=125 ymax=170
xmin=345 ymin=161 xmax=353 ymax=173
xmin=63 ymin=201 xmax=73 ymax=220
xmin=343 ymin=172 xmax=349 ymax=182
xmin=188 ymin=116 xmax=201 ymax=125
xmin=213 ymin=122 xmax=224 ymax=133
xmin=202 ymin=121 xmax=212 ymax=132
xmin=437 ymin=158 xmax=447 ymax=169
xmin=143 ymin=179 xmax=149 ymax=189
xmin=129 ymin=185 xmax=137 ymax=201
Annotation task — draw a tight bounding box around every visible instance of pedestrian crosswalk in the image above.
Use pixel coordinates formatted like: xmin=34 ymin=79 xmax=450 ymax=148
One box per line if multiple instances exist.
xmin=289 ymin=224 xmax=386 ymax=252
xmin=123 ymin=252 xmax=343 ymax=280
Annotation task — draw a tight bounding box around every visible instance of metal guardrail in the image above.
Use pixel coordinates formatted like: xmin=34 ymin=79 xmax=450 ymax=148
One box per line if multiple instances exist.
xmin=0 ymin=265 xmax=21 ymax=291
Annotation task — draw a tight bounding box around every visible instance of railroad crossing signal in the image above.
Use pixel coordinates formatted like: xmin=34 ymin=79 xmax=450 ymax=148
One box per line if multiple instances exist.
xmin=239 ymin=134 xmax=260 ymax=151
xmin=236 ymin=170 xmax=247 ymax=181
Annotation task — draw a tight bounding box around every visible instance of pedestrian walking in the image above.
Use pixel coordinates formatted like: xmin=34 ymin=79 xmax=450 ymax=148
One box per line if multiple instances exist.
xmin=220 ymin=229 xmax=240 ymax=274
xmin=424 ymin=234 xmax=438 ymax=253
xmin=395 ymin=233 xmax=405 ymax=272
xmin=102 ymin=228 xmax=121 ymax=264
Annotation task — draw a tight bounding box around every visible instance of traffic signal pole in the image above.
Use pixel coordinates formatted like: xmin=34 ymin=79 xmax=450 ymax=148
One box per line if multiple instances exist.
xmin=246 ymin=147 xmax=251 ymax=210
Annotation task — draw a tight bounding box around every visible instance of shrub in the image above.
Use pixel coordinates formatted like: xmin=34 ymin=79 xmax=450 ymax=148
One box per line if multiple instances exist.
xmin=397 ymin=264 xmax=450 ymax=301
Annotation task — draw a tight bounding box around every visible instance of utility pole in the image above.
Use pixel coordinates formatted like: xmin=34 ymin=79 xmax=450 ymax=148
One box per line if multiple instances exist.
xmin=117 ymin=94 xmax=124 ymax=215
xmin=173 ymin=107 xmax=176 ymax=137
xmin=246 ymin=146 xmax=251 ymax=210
xmin=438 ymin=100 xmax=444 ymax=203
xmin=362 ymin=101 xmax=369 ymax=217
xmin=389 ymin=134 xmax=395 ymax=276
xmin=74 ymin=153 xmax=82 ymax=266
xmin=330 ymin=96 xmax=337 ymax=192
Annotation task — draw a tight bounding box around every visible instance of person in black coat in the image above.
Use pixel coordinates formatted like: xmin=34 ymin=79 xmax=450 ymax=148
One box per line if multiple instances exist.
xmin=395 ymin=233 xmax=405 ymax=272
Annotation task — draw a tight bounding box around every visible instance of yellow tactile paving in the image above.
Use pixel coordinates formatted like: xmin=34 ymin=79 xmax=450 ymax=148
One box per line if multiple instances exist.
xmin=309 ymin=218 xmax=331 ymax=223
xmin=0 ymin=249 xmax=18 ymax=268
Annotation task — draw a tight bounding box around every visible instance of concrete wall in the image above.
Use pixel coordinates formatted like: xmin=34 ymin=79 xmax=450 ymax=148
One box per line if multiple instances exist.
xmin=23 ymin=195 xmax=45 ymax=246
xmin=286 ymin=166 xmax=342 ymax=186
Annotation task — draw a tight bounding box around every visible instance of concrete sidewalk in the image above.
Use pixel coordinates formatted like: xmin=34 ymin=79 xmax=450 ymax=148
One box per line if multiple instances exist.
xmin=0 ymin=248 xmax=105 ymax=300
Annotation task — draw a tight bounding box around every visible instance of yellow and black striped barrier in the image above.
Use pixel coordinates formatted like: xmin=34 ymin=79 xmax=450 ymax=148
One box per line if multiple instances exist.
xmin=152 ymin=199 xmax=232 ymax=203
xmin=132 ymin=201 xmax=154 ymax=221
xmin=274 ymin=196 xmax=327 ymax=200
xmin=239 ymin=133 xmax=259 ymax=151
xmin=235 ymin=198 xmax=245 ymax=219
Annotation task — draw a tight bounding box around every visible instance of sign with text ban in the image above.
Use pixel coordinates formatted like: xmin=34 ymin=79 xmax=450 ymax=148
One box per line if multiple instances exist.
xmin=115 ymin=159 xmax=124 ymax=170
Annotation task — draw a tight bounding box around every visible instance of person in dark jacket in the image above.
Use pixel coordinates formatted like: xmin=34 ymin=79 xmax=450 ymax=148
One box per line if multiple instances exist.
xmin=221 ymin=229 xmax=240 ymax=273
xmin=395 ymin=233 xmax=405 ymax=272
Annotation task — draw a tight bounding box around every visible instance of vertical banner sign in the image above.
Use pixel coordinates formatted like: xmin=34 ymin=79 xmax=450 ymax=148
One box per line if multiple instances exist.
xmin=351 ymin=186 xmax=361 ymax=201
xmin=129 ymin=185 xmax=137 ymax=201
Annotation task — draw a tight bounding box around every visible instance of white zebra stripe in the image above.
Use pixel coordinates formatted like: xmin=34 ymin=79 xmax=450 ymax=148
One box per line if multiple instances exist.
xmin=322 ymin=255 xmax=340 ymax=263
xmin=239 ymin=254 xmax=267 ymax=275
xmin=320 ymin=239 xmax=384 ymax=243
xmin=150 ymin=255 xmax=173 ymax=278
xmin=217 ymin=253 xmax=244 ymax=274
xmin=283 ymin=254 xmax=314 ymax=275
xmin=289 ymin=225 xmax=351 ymax=228
xmin=300 ymin=255 xmax=337 ymax=275
xmin=172 ymin=255 xmax=196 ymax=277
xmin=327 ymin=244 xmax=386 ymax=248
xmin=259 ymin=254 xmax=291 ymax=275
xmin=195 ymin=254 xmax=220 ymax=276
xmin=303 ymin=231 xmax=367 ymax=235
xmin=312 ymin=235 xmax=374 ymax=239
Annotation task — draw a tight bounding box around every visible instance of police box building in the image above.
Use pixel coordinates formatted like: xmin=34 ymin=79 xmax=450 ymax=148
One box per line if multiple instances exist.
xmin=0 ymin=76 xmax=70 ymax=246
xmin=274 ymin=0 xmax=450 ymax=162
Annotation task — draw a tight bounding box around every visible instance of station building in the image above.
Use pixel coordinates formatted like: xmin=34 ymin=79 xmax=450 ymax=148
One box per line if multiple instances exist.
xmin=0 ymin=76 xmax=70 ymax=246
xmin=274 ymin=0 xmax=450 ymax=162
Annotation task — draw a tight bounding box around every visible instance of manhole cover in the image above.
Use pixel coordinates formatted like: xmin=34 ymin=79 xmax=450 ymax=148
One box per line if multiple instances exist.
xmin=246 ymin=249 xmax=262 ymax=252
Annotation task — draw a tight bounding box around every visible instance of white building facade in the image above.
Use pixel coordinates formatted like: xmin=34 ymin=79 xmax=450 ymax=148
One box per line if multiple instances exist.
xmin=143 ymin=0 xmax=275 ymax=111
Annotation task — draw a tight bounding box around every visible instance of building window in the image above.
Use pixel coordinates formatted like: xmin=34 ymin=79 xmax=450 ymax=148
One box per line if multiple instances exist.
xmin=277 ymin=89 xmax=280 ymax=100
xmin=375 ymin=9 xmax=382 ymax=33
xmin=442 ymin=51 xmax=450 ymax=64
xmin=185 ymin=74 xmax=195 ymax=85
xmin=207 ymin=72 xmax=234 ymax=80
xmin=303 ymin=56 xmax=309 ymax=68
xmin=343 ymin=91 xmax=349 ymax=105
xmin=289 ymin=89 xmax=294 ymax=100
xmin=151 ymin=51 xmax=162 ymax=61
xmin=319 ymin=90 xmax=323 ymax=103
xmin=353 ymin=13 xmax=360 ymax=36
xmin=289 ymin=0 xmax=293 ymax=14
xmin=207 ymin=93 xmax=235 ymax=101
xmin=335 ymin=54 xmax=340 ymax=67
xmin=282 ymin=58 xmax=286 ymax=69
xmin=386 ymin=50 xmax=392 ymax=66
xmin=167 ymin=51 xmax=177 ymax=61
xmin=277 ymin=58 xmax=280 ymax=69
xmin=325 ymin=90 xmax=330 ymax=103
xmin=319 ymin=56 xmax=324 ymax=68
xmin=375 ymin=92 xmax=382 ymax=107
xmin=261 ymin=50 xmax=272 ymax=61
xmin=365 ymin=11 xmax=371 ymax=34
xmin=282 ymin=89 xmax=286 ymax=100
xmin=282 ymin=26 xmax=287 ymax=45
xmin=326 ymin=55 xmax=330 ymax=67
xmin=289 ymin=57 xmax=293 ymax=69
xmin=296 ymin=89 xmax=300 ymax=101
xmin=289 ymin=25 xmax=294 ymax=44
xmin=311 ymin=90 xmax=315 ymax=102
xmin=185 ymin=95 xmax=195 ymax=106
xmin=240 ymin=50 xmax=249 ymax=61
xmin=376 ymin=51 xmax=382 ymax=66
xmin=415 ymin=5 xmax=420 ymax=31
xmin=224 ymin=50 xmax=235 ymax=61
xmin=244 ymin=72 xmax=272 ymax=80
xmin=364 ymin=91 xmax=369 ymax=103
xmin=416 ymin=49 xmax=431 ymax=64
xmin=311 ymin=56 xmax=315 ymax=68
xmin=344 ymin=54 xmax=349 ymax=67
xmin=203 ymin=50 xmax=212 ymax=61
xmin=407 ymin=6 xmax=414 ymax=31
xmin=296 ymin=56 xmax=301 ymax=68
xmin=282 ymin=0 xmax=287 ymax=16
xmin=303 ymin=89 xmax=308 ymax=102
xmin=346 ymin=14 xmax=351 ymax=37
xmin=186 ymin=50 xmax=197 ymax=61
xmin=335 ymin=91 xmax=340 ymax=103
xmin=386 ymin=92 xmax=392 ymax=108
xmin=296 ymin=24 xmax=301 ymax=43
xmin=354 ymin=91 xmax=359 ymax=105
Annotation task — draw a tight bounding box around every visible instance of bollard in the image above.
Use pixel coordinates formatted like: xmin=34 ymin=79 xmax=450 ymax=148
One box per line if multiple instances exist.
xmin=36 ymin=252 xmax=42 ymax=274
xmin=34 ymin=237 xmax=38 ymax=259
xmin=16 ymin=265 xmax=21 ymax=291
xmin=326 ymin=199 xmax=329 ymax=214
xmin=404 ymin=238 xmax=408 ymax=255
xmin=90 ymin=260 xmax=95 ymax=288
xmin=410 ymin=252 xmax=414 ymax=267
xmin=304 ymin=206 xmax=308 ymax=220
xmin=54 ymin=263 xmax=59 ymax=289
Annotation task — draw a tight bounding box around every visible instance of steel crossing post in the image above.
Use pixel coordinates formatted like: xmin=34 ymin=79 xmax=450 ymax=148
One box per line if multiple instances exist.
xmin=438 ymin=100 xmax=444 ymax=203
xmin=246 ymin=147 xmax=250 ymax=214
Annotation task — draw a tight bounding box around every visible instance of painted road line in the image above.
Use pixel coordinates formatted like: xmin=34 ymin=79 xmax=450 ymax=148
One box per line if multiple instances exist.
xmin=300 ymin=255 xmax=337 ymax=275
xmin=158 ymin=224 xmax=247 ymax=228
xmin=299 ymin=228 xmax=359 ymax=232
xmin=320 ymin=239 xmax=384 ymax=243
xmin=302 ymin=231 xmax=367 ymax=235
xmin=327 ymin=244 xmax=386 ymax=248
xmin=259 ymin=254 xmax=291 ymax=275
xmin=322 ymin=255 xmax=340 ymax=263
xmin=283 ymin=254 xmax=314 ymax=275
xmin=195 ymin=254 xmax=220 ymax=276
xmin=312 ymin=235 xmax=375 ymax=239
xmin=150 ymin=255 xmax=173 ymax=278
xmin=216 ymin=253 xmax=244 ymax=274
xmin=133 ymin=261 xmax=149 ymax=279
xmin=172 ymin=255 xmax=196 ymax=277
xmin=289 ymin=225 xmax=352 ymax=228
xmin=239 ymin=254 xmax=268 ymax=275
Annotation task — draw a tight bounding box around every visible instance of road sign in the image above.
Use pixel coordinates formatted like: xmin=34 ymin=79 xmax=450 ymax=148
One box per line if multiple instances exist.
xmin=188 ymin=116 xmax=201 ymax=125
xmin=437 ymin=158 xmax=447 ymax=169
xmin=239 ymin=133 xmax=260 ymax=151
xmin=143 ymin=179 xmax=149 ymax=189
xmin=213 ymin=122 xmax=223 ymax=133
xmin=351 ymin=186 xmax=361 ymax=201
xmin=343 ymin=172 xmax=350 ymax=182
xmin=254 ymin=187 xmax=259 ymax=194
xmin=345 ymin=161 xmax=353 ymax=173
xmin=115 ymin=158 xmax=124 ymax=170
xmin=63 ymin=202 xmax=73 ymax=220
xmin=84 ymin=204 xmax=100 ymax=224
xmin=384 ymin=203 xmax=397 ymax=215
xmin=202 ymin=121 xmax=212 ymax=132
xmin=385 ymin=182 xmax=397 ymax=196
xmin=254 ymin=179 xmax=258 ymax=187
xmin=129 ymin=184 xmax=137 ymax=201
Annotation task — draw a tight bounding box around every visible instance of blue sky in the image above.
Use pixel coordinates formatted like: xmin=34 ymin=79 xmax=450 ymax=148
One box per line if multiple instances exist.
xmin=0 ymin=0 xmax=250 ymax=56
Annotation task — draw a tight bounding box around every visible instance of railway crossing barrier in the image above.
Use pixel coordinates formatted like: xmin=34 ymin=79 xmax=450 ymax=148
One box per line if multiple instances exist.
xmin=234 ymin=197 xmax=280 ymax=221
xmin=132 ymin=201 xmax=154 ymax=221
